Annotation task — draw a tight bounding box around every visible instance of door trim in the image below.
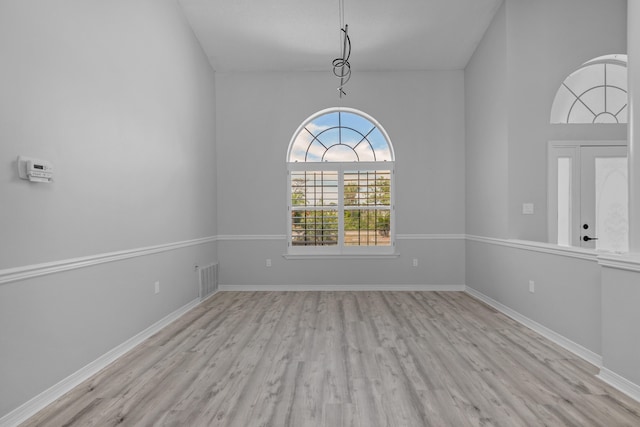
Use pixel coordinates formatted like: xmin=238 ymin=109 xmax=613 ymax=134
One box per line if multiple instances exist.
xmin=547 ymin=140 xmax=627 ymax=247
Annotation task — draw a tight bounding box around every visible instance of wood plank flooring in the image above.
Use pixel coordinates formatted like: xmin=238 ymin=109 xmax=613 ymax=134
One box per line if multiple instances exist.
xmin=21 ymin=291 xmax=640 ymax=426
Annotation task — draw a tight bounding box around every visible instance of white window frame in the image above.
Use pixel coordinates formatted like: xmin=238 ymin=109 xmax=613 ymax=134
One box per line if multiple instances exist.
xmin=287 ymin=161 xmax=395 ymax=256
xmin=286 ymin=108 xmax=396 ymax=257
xmin=548 ymin=142 xmax=580 ymax=246
xmin=550 ymin=54 xmax=628 ymax=124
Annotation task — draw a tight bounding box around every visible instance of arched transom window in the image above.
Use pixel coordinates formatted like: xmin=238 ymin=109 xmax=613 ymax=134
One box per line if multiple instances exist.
xmin=286 ymin=108 xmax=395 ymax=255
xmin=550 ymin=54 xmax=628 ymax=124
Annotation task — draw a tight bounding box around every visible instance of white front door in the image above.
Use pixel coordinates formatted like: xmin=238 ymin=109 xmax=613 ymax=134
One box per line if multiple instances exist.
xmin=548 ymin=142 xmax=628 ymax=252
xmin=579 ymin=145 xmax=628 ymax=251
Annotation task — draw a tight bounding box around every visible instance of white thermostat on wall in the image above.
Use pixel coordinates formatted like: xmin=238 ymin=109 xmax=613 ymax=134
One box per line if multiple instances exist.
xmin=17 ymin=155 xmax=54 ymax=183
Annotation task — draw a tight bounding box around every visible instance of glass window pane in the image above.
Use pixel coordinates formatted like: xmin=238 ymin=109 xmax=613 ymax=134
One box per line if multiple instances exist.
xmin=310 ymin=112 xmax=339 ymax=129
xmin=289 ymin=131 xmax=314 ymax=162
xmin=557 ymin=158 xmax=572 ymax=247
xmin=595 ymin=157 xmax=628 ymax=253
xmin=353 ymin=142 xmax=376 ymax=162
xmin=606 ymin=64 xmax=627 ymax=90
xmin=344 ymin=171 xmax=391 ymax=207
xmin=290 ymin=171 xmax=338 ymax=207
xmin=568 ymin=101 xmax=596 ymax=123
xmin=551 ymin=85 xmax=575 ymax=124
xmin=580 ymin=87 xmax=605 ymax=118
xmin=340 ymin=128 xmax=364 ymax=149
xmin=341 ymin=112 xmax=374 ymax=134
xmin=324 ymin=144 xmax=359 ymax=162
xmin=551 ymin=58 xmax=628 ymax=124
xmin=315 ymin=127 xmax=340 ymax=149
xmin=367 ymin=128 xmax=393 ymax=161
xmin=613 ymin=103 xmax=628 ymax=123
xmin=291 ymin=209 xmax=338 ymax=246
xmin=288 ymin=109 xmax=393 ymax=163
xmin=307 ymin=140 xmax=328 ymax=162
xmin=564 ymin=64 xmax=603 ymax=95
xmin=607 ymin=87 xmax=628 ymax=122
xmin=344 ymin=209 xmax=391 ymax=246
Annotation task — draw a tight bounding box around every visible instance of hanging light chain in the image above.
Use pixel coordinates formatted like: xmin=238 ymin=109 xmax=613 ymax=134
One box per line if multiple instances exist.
xmin=332 ymin=0 xmax=351 ymax=97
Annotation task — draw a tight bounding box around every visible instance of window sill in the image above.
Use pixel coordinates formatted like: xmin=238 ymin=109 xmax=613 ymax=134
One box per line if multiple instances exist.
xmin=283 ymin=252 xmax=400 ymax=260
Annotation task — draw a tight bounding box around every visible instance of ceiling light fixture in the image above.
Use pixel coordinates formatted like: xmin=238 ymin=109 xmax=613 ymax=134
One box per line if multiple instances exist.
xmin=332 ymin=0 xmax=351 ymax=97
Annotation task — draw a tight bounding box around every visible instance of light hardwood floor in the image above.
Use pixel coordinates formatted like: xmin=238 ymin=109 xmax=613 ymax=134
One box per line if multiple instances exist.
xmin=21 ymin=291 xmax=640 ymax=426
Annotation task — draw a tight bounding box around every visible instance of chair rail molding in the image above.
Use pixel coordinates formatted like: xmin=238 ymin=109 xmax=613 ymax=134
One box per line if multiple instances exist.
xmin=0 ymin=236 xmax=217 ymax=285
xmin=466 ymin=235 xmax=598 ymax=261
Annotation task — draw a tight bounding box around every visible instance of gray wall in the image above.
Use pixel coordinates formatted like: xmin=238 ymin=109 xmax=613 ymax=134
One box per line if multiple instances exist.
xmin=599 ymin=0 xmax=640 ymax=390
xmin=465 ymin=1 xmax=509 ymax=239
xmin=505 ymin=0 xmax=627 ymax=242
xmin=465 ymin=0 xmax=635 ymax=390
xmin=0 ymin=0 xmax=217 ymax=417
xmin=601 ymin=266 xmax=640 ymax=386
xmin=466 ymin=0 xmax=627 ymax=243
xmin=467 ymin=240 xmax=602 ymax=355
xmin=217 ymin=238 xmax=465 ymax=287
xmin=215 ymin=71 xmax=467 ymax=287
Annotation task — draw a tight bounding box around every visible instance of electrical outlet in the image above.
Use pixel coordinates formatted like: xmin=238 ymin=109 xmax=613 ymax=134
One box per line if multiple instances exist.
xmin=154 ymin=281 xmax=160 ymax=294
xmin=412 ymin=258 xmax=418 ymax=267
xmin=266 ymin=259 xmax=272 ymax=267
xmin=529 ymin=280 xmax=535 ymax=293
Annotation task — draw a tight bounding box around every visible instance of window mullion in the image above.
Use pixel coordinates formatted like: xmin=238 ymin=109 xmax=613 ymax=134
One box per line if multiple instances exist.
xmin=287 ymin=170 xmax=292 ymax=247
xmin=338 ymin=167 xmax=345 ymax=251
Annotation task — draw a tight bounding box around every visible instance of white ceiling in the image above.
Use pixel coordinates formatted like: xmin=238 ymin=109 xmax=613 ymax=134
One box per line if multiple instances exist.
xmin=178 ymin=0 xmax=503 ymax=72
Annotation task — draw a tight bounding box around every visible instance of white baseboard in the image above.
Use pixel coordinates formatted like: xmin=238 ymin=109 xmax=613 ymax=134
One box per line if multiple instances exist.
xmin=464 ymin=286 xmax=603 ymax=368
xmin=219 ymin=284 xmax=466 ymax=292
xmin=0 ymin=298 xmax=203 ymax=427
xmin=597 ymin=368 xmax=640 ymax=403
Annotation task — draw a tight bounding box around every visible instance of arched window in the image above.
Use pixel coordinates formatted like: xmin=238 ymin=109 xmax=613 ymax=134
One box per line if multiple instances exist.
xmin=550 ymin=54 xmax=628 ymax=124
xmin=286 ymin=108 xmax=395 ymax=255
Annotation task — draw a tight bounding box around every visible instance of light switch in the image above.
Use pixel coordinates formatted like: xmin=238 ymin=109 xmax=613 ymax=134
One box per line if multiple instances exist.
xmin=522 ymin=203 xmax=534 ymax=215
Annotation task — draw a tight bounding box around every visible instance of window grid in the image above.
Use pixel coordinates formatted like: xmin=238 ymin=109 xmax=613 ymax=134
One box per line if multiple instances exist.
xmin=551 ymin=56 xmax=628 ymax=124
xmin=287 ymin=108 xmax=394 ymax=254
xmin=291 ymin=209 xmax=338 ymax=246
xmin=290 ymin=169 xmax=392 ymax=249
xmin=344 ymin=170 xmax=391 ymax=247
xmin=291 ymin=171 xmax=339 ymax=246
